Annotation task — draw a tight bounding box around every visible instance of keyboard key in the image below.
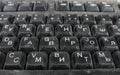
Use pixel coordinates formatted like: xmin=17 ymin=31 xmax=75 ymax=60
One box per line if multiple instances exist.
xmin=80 ymin=37 xmax=99 ymax=53
xmin=19 ymin=37 xmax=38 ymax=54
xmin=0 ymin=14 xmax=13 ymax=25
xmin=49 ymin=52 xmax=70 ymax=69
xmin=30 ymin=14 xmax=45 ymax=25
xmin=18 ymin=24 xmax=36 ymax=38
xmin=36 ymin=24 xmax=54 ymax=38
xmin=55 ymin=1 xmax=69 ymax=11
xmin=99 ymin=37 xmax=119 ymax=52
xmin=60 ymin=37 xmax=79 ymax=53
xmin=0 ymin=37 xmax=18 ymax=53
xmin=3 ymin=1 xmax=18 ymax=12
xmin=26 ymin=52 xmax=48 ymax=70
xmin=85 ymin=2 xmax=99 ymax=12
xmin=70 ymin=1 xmax=84 ymax=11
xmin=99 ymin=2 xmax=114 ymax=12
xmin=72 ymin=51 xmax=93 ymax=69
xmin=0 ymin=24 xmax=18 ymax=37
xmin=108 ymin=25 xmax=120 ymax=37
xmin=64 ymin=14 xmax=80 ymax=26
xmin=4 ymin=52 xmax=26 ymax=69
xmin=74 ymin=25 xmax=91 ymax=39
xmin=112 ymin=51 xmax=120 ymax=68
xmin=0 ymin=52 xmax=5 ymax=69
xmin=47 ymin=14 xmax=63 ymax=26
xmin=39 ymin=37 xmax=58 ymax=53
xmin=33 ymin=1 xmax=48 ymax=11
xmin=81 ymin=14 xmax=96 ymax=26
xmin=93 ymin=51 xmax=115 ymax=68
xmin=18 ymin=1 xmax=33 ymax=11
xmin=97 ymin=15 xmax=113 ymax=25
xmin=91 ymin=25 xmax=109 ymax=38
xmin=55 ymin=24 xmax=73 ymax=39
xmin=13 ymin=14 xmax=28 ymax=24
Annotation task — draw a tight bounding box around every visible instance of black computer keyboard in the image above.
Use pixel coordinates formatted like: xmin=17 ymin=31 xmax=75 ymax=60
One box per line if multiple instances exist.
xmin=1 ymin=0 xmax=120 ymax=75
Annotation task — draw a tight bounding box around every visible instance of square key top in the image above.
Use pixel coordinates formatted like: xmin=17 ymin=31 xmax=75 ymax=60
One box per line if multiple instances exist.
xmin=49 ymin=52 xmax=70 ymax=69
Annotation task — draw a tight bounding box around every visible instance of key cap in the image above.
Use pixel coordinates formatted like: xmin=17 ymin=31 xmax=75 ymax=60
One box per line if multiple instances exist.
xmin=4 ymin=52 xmax=26 ymax=69
xmin=13 ymin=14 xmax=28 ymax=24
xmin=33 ymin=1 xmax=48 ymax=11
xmin=70 ymin=1 xmax=84 ymax=11
xmin=0 ymin=52 xmax=5 ymax=69
xmin=60 ymin=37 xmax=79 ymax=53
xmin=81 ymin=14 xmax=96 ymax=26
xmin=36 ymin=24 xmax=54 ymax=38
xmin=72 ymin=51 xmax=93 ymax=69
xmin=0 ymin=14 xmax=13 ymax=25
xmin=85 ymin=2 xmax=99 ymax=12
xmin=112 ymin=51 xmax=120 ymax=68
xmin=30 ymin=14 xmax=45 ymax=25
xmin=26 ymin=52 xmax=48 ymax=70
xmin=93 ymin=51 xmax=115 ymax=68
xmin=0 ymin=24 xmax=18 ymax=37
xmin=99 ymin=2 xmax=114 ymax=12
xmin=18 ymin=1 xmax=33 ymax=11
xmin=99 ymin=37 xmax=119 ymax=52
xmin=74 ymin=25 xmax=91 ymax=39
xmin=108 ymin=25 xmax=120 ymax=37
xmin=97 ymin=15 xmax=113 ymax=25
xmin=39 ymin=37 xmax=58 ymax=53
xmin=49 ymin=52 xmax=70 ymax=69
xmin=55 ymin=24 xmax=73 ymax=39
xmin=47 ymin=14 xmax=63 ymax=26
xmin=55 ymin=1 xmax=69 ymax=11
xmin=80 ymin=37 xmax=99 ymax=53
xmin=0 ymin=37 xmax=18 ymax=53
xmin=91 ymin=25 xmax=109 ymax=38
xmin=3 ymin=1 xmax=18 ymax=12
xmin=18 ymin=24 xmax=36 ymax=38
xmin=19 ymin=37 xmax=38 ymax=54
xmin=64 ymin=14 xmax=80 ymax=26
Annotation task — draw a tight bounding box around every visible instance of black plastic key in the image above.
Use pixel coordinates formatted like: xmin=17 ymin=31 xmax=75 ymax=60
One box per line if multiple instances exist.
xmin=3 ymin=1 xmax=18 ymax=12
xmin=30 ymin=14 xmax=45 ymax=25
xmin=26 ymin=52 xmax=48 ymax=70
xmin=93 ymin=51 xmax=115 ymax=68
xmin=13 ymin=14 xmax=28 ymax=24
xmin=85 ymin=2 xmax=99 ymax=12
xmin=39 ymin=37 xmax=58 ymax=53
xmin=91 ymin=25 xmax=109 ymax=38
xmin=49 ymin=52 xmax=70 ymax=69
xmin=74 ymin=25 xmax=91 ymax=39
xmin=18 ymin=24 xmax=36 ymax=38
xmin=33 ymin=1 xmax=48 ymax=11
xmin=60 ymin=37 xmax=79 ymax=53
xmin=19 ymin=37 xmax=38 ymax=54
xmin=99 ymin=37 xmax=119 ymax=52
xmin=70 ymin=1 xmax=84 ymax=11
xmin=36 ymin=24 xmax=54 ymax=38
xmin=47 ymin=14 xmax=63 ymax=26
xmin=4 ymin=52 xmax=26 ymax=69
xmin=55 ymin=1 xmax=69 ymax=11
xmin=18 ymin=1 xmax=33 ymax=11
xmin=97 ymin=15 xmax=113 ymax=25
xmin=55 ymin=24 xmax=73 ymax=39
xmin=72 ymin=51 xmax=93 ymax=69
xmin=81 ymin=14 xmax=96 ymax=26
xmin=64 ymin=14 xmax=79 ymax=26
xmin=0 ymin=52 xmax=5 ymax=69
xmin=0 ymin=37 xmax=18 ymax=53
xmin=80 ymin=37 xmax=99 ymax=53
xmin=0 ymin=24 xmax=18 ymax=37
